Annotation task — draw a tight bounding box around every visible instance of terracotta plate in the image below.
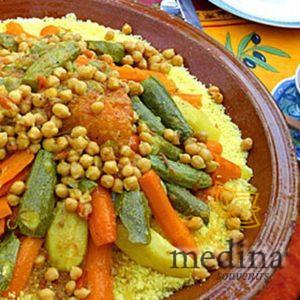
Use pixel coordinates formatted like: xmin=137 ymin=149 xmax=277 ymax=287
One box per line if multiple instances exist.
xmin=0 ymin=0 xmax=298 ymax=299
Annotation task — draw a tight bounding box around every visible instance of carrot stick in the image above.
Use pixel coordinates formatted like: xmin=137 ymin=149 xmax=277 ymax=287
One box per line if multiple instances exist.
xmin=0 ymin=167 xmax=29 ymax=197
xmin=5 ymin=21 xmax=31 ymax=36
xmin=0 ymin=219 xmax=5 ymax=237
xmin=0 ymin=96 xmax=13 ymax=110
xmin=3 ymin=237 xmax=43 ymax=297
xmin=213 ymin=155 xmax=241 ymax=184
xmin=40 ymin=25 xmax=60 ymax=36
xmin=84 ymin=240 xmax=114 ymax=300
xmin=129 ymin=134 xmax=140 ymax=152
xmin=139 ymin=170 xmax=198 ymax=254
xmin=206 ymin=140 xmax=223 ymax=156
xmin=75 ymin=55 xmax=91 ymax=66
xmin=174 ymin=93 xmax=202 ymax=108
xmin=89 ymin=186 xmax=116 ymax=246
xmin=0 ymin=197 xmax=12 ymax=219
xmin=0 ymin=150 xmax=34 ymax=188
xmin=113 ymin=65 xmax=177 ymax=93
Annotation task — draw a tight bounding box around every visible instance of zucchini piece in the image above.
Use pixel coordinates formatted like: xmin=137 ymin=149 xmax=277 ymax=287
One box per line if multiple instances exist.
xmin=131 ymin=96 xmax=165 ymax=135
xmin=150 ymin=134 xmax=182 ymax=161
xmin=17 ymin=150 xmax=57 ymax=237
xmin=116 ymin=224 xmax=194 ymax=278
xmin=173 ymin=96 xmax=221 ymax=141
xmin=30 ymin=41 xmax=52 ymax=56
xmin=0 ymin=33 xmax=17 ymax=51
xmin=78 ymin=178 xmax=97 ymax=193
xmin=3 ymin=77 xmax=22 ymax=91
xmin=150 ymin=155 xmax=212 ymax=190
xmin=46 ymin=202 xmax=88 ymax=271
xmin=141 ymin=76 xmax=193 ymax=140
xmin=23 ymin=41 xmax=80 ymax=90
xmin=0 ymin=233 xmax=20 ymax=292
xmin=115 ymin=191 xmax=151 ymax=245
xmin=87 ymin=41 xmax=125 ymax=64
xmin=165 ymin=183 xmax=210 ymax=224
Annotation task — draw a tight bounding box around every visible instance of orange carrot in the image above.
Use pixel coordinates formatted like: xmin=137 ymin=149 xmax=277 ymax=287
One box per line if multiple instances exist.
xmin=174 ymin=93 xmax=202 ymax=108
xmin=75 ymin=55 xmax=91 ymax=66
xmin=5 ymin=22 xmax=31 ymax=36
xmin=37 ymin=75 xmax=47 ymax=90
xmin=0 ymin=96 xmax=13 ymax=110
xmin=40 ymin=25 xmax=60 ymax=36
xmin=0 ymin=197 xmax=12 ymax=219
xmin=113 ymin=65 xmax=177 ymax=93
xmin=89 ymin=186 xmax=116 ymax=246
xmin=84 ymin=241 xmax=114 ymax=300
xmin=0 ymin=167 xmax=29 ymax=197
xmin=83 ymin=50 xmax=95 ymax=59
xmin=213 ymin=155 xmax=241 ymax=184
xmin=206 ymin=140 xmax=223 ymax=156
xmin=139 ymin=170 xmax=198 ymax=254
xmin=3 ymin=237 xmax=43 ymax=297
xmin=129 ymin=134 xmax=140 ymax=152
xmin=0 ymin=219 xmax=5 ymax=237
xmin=0 ymin=150 xmax=34 ymax=188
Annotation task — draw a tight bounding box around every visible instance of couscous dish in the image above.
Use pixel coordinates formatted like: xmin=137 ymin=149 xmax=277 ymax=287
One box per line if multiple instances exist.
xmin=0 ymin=14 xmax=256 ymax=300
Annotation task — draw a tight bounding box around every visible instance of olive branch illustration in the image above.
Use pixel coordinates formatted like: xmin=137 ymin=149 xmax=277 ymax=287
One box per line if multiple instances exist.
xmin=225 ymin=32 xmax=290 ymax=72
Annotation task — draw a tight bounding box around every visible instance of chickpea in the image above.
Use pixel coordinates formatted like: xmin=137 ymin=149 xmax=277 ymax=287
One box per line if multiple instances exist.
xmin=229 ymin=230 xmax=244 ymax=243
xmin=241 ymin=138 xmax=253 ymax=151
xmin=79 ymin=154 xmax=94 ymax=169
xmin=86 ymin=141 xmax=100 ymax=155
xmin=57 ymin=161 xmax=70 ymax=176
xmin=55 ymin=183 xmax=69 ymax=198
xmin=240 ymin=209 xmax=252 ymax=221
xmin=67 ymin=149 xmax=81 ymax=163
xmin=121 ymin=164 xmax=134 ymax=177
xmin=100 ymin=146 xmax=115 ymax=161
xmin=139 ymin=132 xmax=152 ymax=143
xmin=52 ymin=103 xmax=71 ymax=119
xmin=74 ymin=80 xmax=87 ymax=95
xmin=138 ymin=142 xmax=152 ymax=156
xmin=74 ymin=288 xmax=91 ymax=299
xmin=86 ymin=166 xmax=101 ymax=180
xmin=179 ymin=153 xmax=191 ymax=164
xmin=90 ymin=101 xmax=104 ymax=114
xmin=194 ymin=131 xmax=208 ymax=143
xmin=191 ymin=155 xmax=206 ymax=169
xmin=159 ymin=62 xmax=172 ymax=74
xmin=19 ymin=112 xmax=35 ymax=127
xmin=122 ymin=23 xmax=132 ymax=35
xmin=38 ymin=288 xmax=55 ymax=300
xmin=227 ymin=203 xmax=242 ymax=217
xmin=104 ymin=30 xmax=115 ymax=40
xmin=44 ymin=87 xmax=58 ymax=98
xmin=77 ymin=65 xmax=96 ymax=80
xmin=0 ymin=132 xmax=8 ymax=148
xmin=64 ymin=197 xmax=78 ymax=212
xmin=93 ymin=156 xmax=103 ymax=169
xmin=71 ymin=126 xmax=87 ymax=138
xmin=16 ymin=133 xmax=30 ymax=150
xmin=70 ymin=162 xmax=85 ymax=179
xmin=112 ymin=178 xmax=124 ymax=193
xmin=70 ymin=266 xmax=83 ymax=280
xmin=185 ymin=143 xmax=200 ymax=156
xmin=103 ymin=160 xmax=118 ymax=175
xmin=107 ymin=77 xmax=120 ymax=90
xmin=163 ymin=129 xmax=176 ymax=142
xmin=27 ymin=126 xmax=41 ymax=140
xmin=162 ymin=48 xmax=175 ymax=59
xmin=137 ymin=58 xmax=148 ymax=69
xmin=171 ymin=54 xmax=184 ymax=66
xmin=220 ymin=190 xmax=235 ymax=204
xmin=100 ymin=174 xmax=114 ymax=189
xmin=46 ymin=75 xmax=60 ymax=88
xmin=205 ymin=161 xmax=219 ymax=173
xmin=41 ymin=121 xmax=58 ymax=138
xmin=10 ymin=181 xmax=25 ymax=195
xmin=199 ymin=148 xmax=213 ymax=162
xmin=45 ymin=267 xmax=59 ymax=282
xmin=94 ymin=70 xmax=107 ymax=82
xmin=0 ymin=149 xmax=6 ymax=160
xmin=226 ymin=217 xmax=241 ymax=230
xmin=58 ymin=89 xmax=73 ymax=102
xmin=7 ymin=194 xmax=20 ymax=206
xmin=8 ymin=89 xmax=22 ymax=103
xmin=128 ymin=80 xmax=144 ymax=96
xmin=19 ymin=84 xmax=31 ymax=97
xmin=29 ymin=143 xmax=41 ymax=154
xmin=185 ymin=216 xmax=203 ymax=231
xmin=136 ymin=158 xmax=151 ymax=173
xmin=123 ymin=175 xmax=139 ymax=191
xmin=119 ymin=145 xmax=133 ymax=157
xmin=70 ymin=136 xmax=88 ymax=151
xmin=53 ymin=67 xmax=67 ymax=80
xmin=122 ymin=55 xmax=134 ymax=66
xmin=65 ymin=280 xmax=76 ymax=295
xmin=35 ymin=255 xmax=46 ymax=268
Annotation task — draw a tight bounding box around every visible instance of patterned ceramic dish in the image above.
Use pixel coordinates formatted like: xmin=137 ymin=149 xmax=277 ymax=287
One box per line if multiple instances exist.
xmin=209 ymin=0 xmax=300 ymax=28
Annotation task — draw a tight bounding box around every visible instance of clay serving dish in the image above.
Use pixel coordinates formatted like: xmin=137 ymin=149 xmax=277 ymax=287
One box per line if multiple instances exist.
xmin=0 ymin=0 xmax=298 ymax=299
